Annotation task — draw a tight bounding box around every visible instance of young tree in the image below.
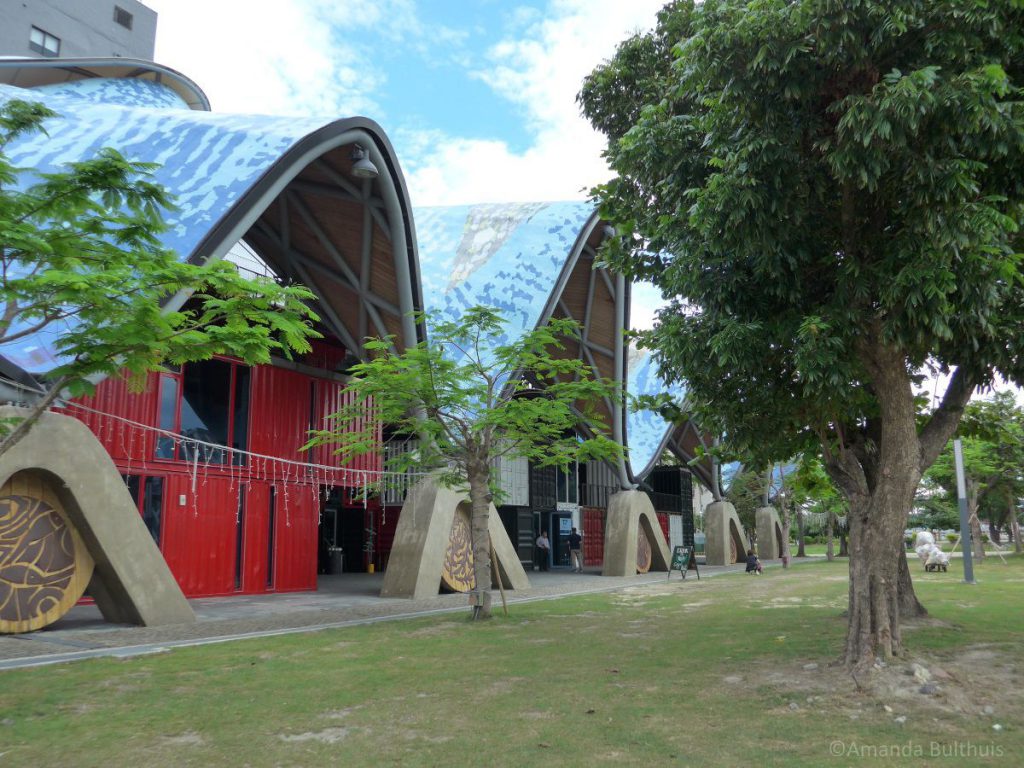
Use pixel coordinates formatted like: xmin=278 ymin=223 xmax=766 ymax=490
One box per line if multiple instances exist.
xmin=790 ymin=454 xmax=847 ymax=562
xmin=309 ymin=306 xmax=621 ymax=617
xmin=0 ymin=99 xmax=319 ymax=453
xmin=580 ymin=1 xmax=1024 ymax=667
xmin=921 ymin=392 xmax=1024 ymax=555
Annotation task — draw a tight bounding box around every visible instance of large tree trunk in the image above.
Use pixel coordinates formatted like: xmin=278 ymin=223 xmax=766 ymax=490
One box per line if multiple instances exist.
xmin=467 ymin=462 xmax=493 ymax=619
xmin=842 ymin=478 xmax=918 ymax=668
xmin=829 ymin=338 xmax=937 ymax=670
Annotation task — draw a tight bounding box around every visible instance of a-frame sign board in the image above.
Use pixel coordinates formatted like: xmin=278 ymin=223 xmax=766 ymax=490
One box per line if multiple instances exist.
xmin=669 ymin=545 xmax=700 ymax=580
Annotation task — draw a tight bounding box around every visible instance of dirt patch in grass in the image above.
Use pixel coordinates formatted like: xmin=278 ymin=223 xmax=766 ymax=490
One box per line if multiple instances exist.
xmin=160 ymin=731 xmax=205 ymax=747
xmin=766 ymin=642 xmax=1021 ymax=729
xmin=279 ymin=727 xmax=353 ymax=744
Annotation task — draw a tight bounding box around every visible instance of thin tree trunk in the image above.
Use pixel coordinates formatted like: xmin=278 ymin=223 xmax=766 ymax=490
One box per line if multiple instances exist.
xmin=825 ymin=512 xmax=835 ymax=562
xmin=796 ymin=511 xmax=806 ymax=558
xmin=467 ymin=463 xmax=493 ymax=619
xmin=1013 ymin=517 xmax=1023 ymax=555
xmin=838 ymin=529 xmax=848 ymax=557
xmin=970 ymin=513 xmax=985 ymax=560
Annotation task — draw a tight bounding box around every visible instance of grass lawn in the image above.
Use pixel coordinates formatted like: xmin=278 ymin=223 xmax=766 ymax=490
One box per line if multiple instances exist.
xmin=1 ymin=558 xmax=1021 ymax=767
xmin=797 ymin=541 xmax=1019 ymax=557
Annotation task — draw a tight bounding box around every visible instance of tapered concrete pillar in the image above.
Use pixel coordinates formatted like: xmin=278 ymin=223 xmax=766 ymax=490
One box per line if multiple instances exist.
xmin=704 ymin=500 xmax=749 ymax=566
xmin=755 ymin=506 xmax=784 ymax=559
xmin=0 ymin=407 xmax=194 ymax=633
xmin=602 ymin=490 xmax=670 ymax=576
xmin=380 ymin=474 xmax=529 ymax=599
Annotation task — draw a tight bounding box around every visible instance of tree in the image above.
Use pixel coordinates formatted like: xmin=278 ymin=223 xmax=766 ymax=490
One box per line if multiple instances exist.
xmin=920 ymin=391 xmax=1024 ymax=555
xmin=308 ymin=306 xmax=621 ymax=617
xmin=0 ymin=100 xmax=319 ymax=453
xmin=580 ymin=1 xmax=1024 ymax=667
xmin=789 ymin=454 xmax=847 ymax=562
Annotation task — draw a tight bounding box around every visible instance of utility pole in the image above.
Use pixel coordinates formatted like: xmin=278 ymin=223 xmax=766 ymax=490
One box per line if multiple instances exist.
xmin=953 ymin=439 xmax=976 ymax=584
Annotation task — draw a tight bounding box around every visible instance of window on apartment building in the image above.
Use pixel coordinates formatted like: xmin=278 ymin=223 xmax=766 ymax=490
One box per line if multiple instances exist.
xmin=156 ymin=359 xmax=251 ymax=465
xmin=29 ymin=26 xmax=60 ymax=57
xmin=114 ymin=6 xmax=134 ymax=30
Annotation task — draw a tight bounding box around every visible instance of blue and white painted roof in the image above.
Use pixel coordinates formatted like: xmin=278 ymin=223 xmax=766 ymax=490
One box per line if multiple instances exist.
xmin=414 ymin=201 xmax=702 ymax=485
xmin=0 ymin=56 xmax=711 ymax=491
xmin=0 ymin=59 xmax=421 ymax=377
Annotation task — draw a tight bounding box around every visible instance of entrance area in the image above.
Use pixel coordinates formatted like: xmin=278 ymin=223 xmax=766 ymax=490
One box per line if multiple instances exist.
xmin=549 ymin=511 xmax=573 ymax=568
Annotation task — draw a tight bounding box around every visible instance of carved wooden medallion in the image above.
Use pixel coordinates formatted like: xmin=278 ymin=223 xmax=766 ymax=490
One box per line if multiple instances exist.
xmin=0 ymin=477 xmax=94 ymax=634
xmin=636 ymin=525 xmax=652 ymax=574
xmin=440 ymin=505 xmax=474 ymax=593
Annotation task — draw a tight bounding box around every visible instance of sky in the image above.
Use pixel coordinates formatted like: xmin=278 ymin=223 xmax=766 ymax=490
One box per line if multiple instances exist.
xmin=145 ymin=0 xmax=667 ymax=208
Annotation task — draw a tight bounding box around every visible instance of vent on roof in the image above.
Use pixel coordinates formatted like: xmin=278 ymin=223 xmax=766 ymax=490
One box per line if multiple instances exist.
xmin=114 ymin=6 xmax=134 ymax=30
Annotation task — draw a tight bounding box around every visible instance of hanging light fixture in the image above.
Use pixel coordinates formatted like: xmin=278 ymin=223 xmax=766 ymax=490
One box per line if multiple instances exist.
xmin=350 ymin=144 xmax=379 ymax=179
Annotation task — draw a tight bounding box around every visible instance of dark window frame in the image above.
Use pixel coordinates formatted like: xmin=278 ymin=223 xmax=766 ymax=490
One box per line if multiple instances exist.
xmin=113 ymin=5 xmax=134 ymax=29
xmin=29 ymin=26 xmax=60 ymax=57
xmin=155 ymin=358 xmax=251 ymax=465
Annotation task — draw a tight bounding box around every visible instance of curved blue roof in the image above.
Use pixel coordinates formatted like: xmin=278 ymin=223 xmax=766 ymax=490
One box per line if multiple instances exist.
xmin=34 ymin=77 xmax=191 ymax=110
xmin=416 ymin=202 xmax=594 ymax=344
xmin=415 ymin=202 xmax=698 ymax=484
xmin=1 ymin=71 xmax=421 ymax=375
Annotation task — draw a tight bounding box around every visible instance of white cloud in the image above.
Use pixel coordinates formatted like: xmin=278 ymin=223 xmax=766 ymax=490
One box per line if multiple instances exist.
xmin=403 ymin=0 xmax=665 ymax=205
xmin=146 ymin=0 xmax=423 ymax=117
xmin=144 ymin=1 xmax=663 ymax=205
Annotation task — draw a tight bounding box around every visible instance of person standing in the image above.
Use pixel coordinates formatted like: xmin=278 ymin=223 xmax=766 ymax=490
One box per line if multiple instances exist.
xmin=536 ymin=530 xmax=551 ymax=571
xmin=568 ymin=527 xmax=583 ymax=573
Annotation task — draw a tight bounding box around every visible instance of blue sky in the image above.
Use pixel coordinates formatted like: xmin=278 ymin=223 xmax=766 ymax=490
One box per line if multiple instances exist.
xmin=145 ymin=0 xmax=667 ymax=207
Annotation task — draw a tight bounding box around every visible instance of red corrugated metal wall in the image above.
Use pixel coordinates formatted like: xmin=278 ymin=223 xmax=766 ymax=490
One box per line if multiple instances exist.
xmin=657 ymin=512 xmax=670 ymax=542
xmin=60 ymin=356 xmax=377 ymax=598
xmin=583 ymin=507 xmax=604 ymax=565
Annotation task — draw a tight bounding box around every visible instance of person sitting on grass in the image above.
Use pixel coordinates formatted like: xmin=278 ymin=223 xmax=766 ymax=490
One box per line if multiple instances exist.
xmin=745 ymin=549 xmax=763 ymax=575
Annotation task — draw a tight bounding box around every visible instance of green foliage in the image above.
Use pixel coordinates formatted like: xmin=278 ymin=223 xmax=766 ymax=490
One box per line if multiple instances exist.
xmin=0 ymin=100 xmax=319 ymax=421
xmin=308 ymin=306 xmax=622 ymax=499
xmin=919 ymin=391 xmax=1024 ymax=527
xmin=580 ymin=0 xmax=1024 ymax=469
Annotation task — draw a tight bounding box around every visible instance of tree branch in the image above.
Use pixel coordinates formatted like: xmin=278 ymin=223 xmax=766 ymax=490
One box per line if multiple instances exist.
xmin=918 ymin=366 xmax=977 ymax=471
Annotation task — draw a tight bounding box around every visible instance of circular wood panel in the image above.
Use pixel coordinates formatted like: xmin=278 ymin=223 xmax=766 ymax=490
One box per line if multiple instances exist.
xmin=440 ymin=505 xmax=475 ymax=593
xmin=636 ymin=526 xmax=652 ymax=574
xmin=1 ymin=479 xmax=94 ymax=634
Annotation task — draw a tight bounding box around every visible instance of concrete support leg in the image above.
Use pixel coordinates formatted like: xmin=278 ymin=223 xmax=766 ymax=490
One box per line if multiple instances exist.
xmin=0 ymin=407 xmax=195 ymax=631
xmin=380 ymin=475 xmax=529 ymax=599
xmin=755 ymin=505 xmax=783 ymax=560
xmin=602 ymin=490 xmax=671 ymax=576
xmin=704 ymin=500 xmax=749 ymax=566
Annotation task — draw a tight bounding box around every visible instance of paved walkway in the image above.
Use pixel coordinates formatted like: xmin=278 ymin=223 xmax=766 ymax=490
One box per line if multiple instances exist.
xmin=0 ymin=559 xmax=810 ymax=670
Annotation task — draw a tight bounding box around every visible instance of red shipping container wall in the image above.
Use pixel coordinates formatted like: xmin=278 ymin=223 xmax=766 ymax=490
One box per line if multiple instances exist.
xmin=582 ymin=507 xmax=604 ymax=566
xmin=311 ymin=381 xmax=383 ymax=476
xmin=57 ymin=355 xmax=384 ymax=599
xmin=657 ymin=512 xmax=670 ymax=543
xmin=61 ymin=372 xmax=160 ymax=463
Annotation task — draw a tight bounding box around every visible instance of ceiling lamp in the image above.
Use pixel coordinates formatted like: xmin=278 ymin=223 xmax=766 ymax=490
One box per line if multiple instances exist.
xmin=350 ymin=144 xmax=379 ymax=179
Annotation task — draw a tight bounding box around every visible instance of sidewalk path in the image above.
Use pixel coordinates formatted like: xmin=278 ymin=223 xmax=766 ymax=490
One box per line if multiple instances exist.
xmin=0 ymin=558 xmax=818 ymax=670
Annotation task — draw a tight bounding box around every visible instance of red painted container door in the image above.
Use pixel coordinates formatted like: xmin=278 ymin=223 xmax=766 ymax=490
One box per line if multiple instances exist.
xmin=583 ymin=507 xmax=604 ymax=566
xmin=657 ymin=512 xmax=670 ymax=543
xmin=161 ymin=475 xmax=239 ymax=597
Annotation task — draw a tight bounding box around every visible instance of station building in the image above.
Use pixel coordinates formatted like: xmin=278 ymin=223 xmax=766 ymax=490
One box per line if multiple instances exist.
xmin=0 ymin=58 xmax=720 ymax=607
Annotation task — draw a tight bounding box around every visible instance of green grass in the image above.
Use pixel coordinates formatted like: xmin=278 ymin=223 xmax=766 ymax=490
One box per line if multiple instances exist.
xmin=1 ymin=558 xmax=1021 ymax=767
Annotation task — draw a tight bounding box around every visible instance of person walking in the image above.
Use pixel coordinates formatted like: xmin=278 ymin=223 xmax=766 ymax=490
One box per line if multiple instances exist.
xmin=568 ymin=527 xmax=583 ymax=572
xmin=536 ymin=530 xmax=550 ymax=571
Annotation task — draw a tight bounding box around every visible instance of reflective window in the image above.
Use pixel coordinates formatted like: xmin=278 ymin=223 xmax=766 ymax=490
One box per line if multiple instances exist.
xmin=29 ymin=26 xmax=60 ymax=57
